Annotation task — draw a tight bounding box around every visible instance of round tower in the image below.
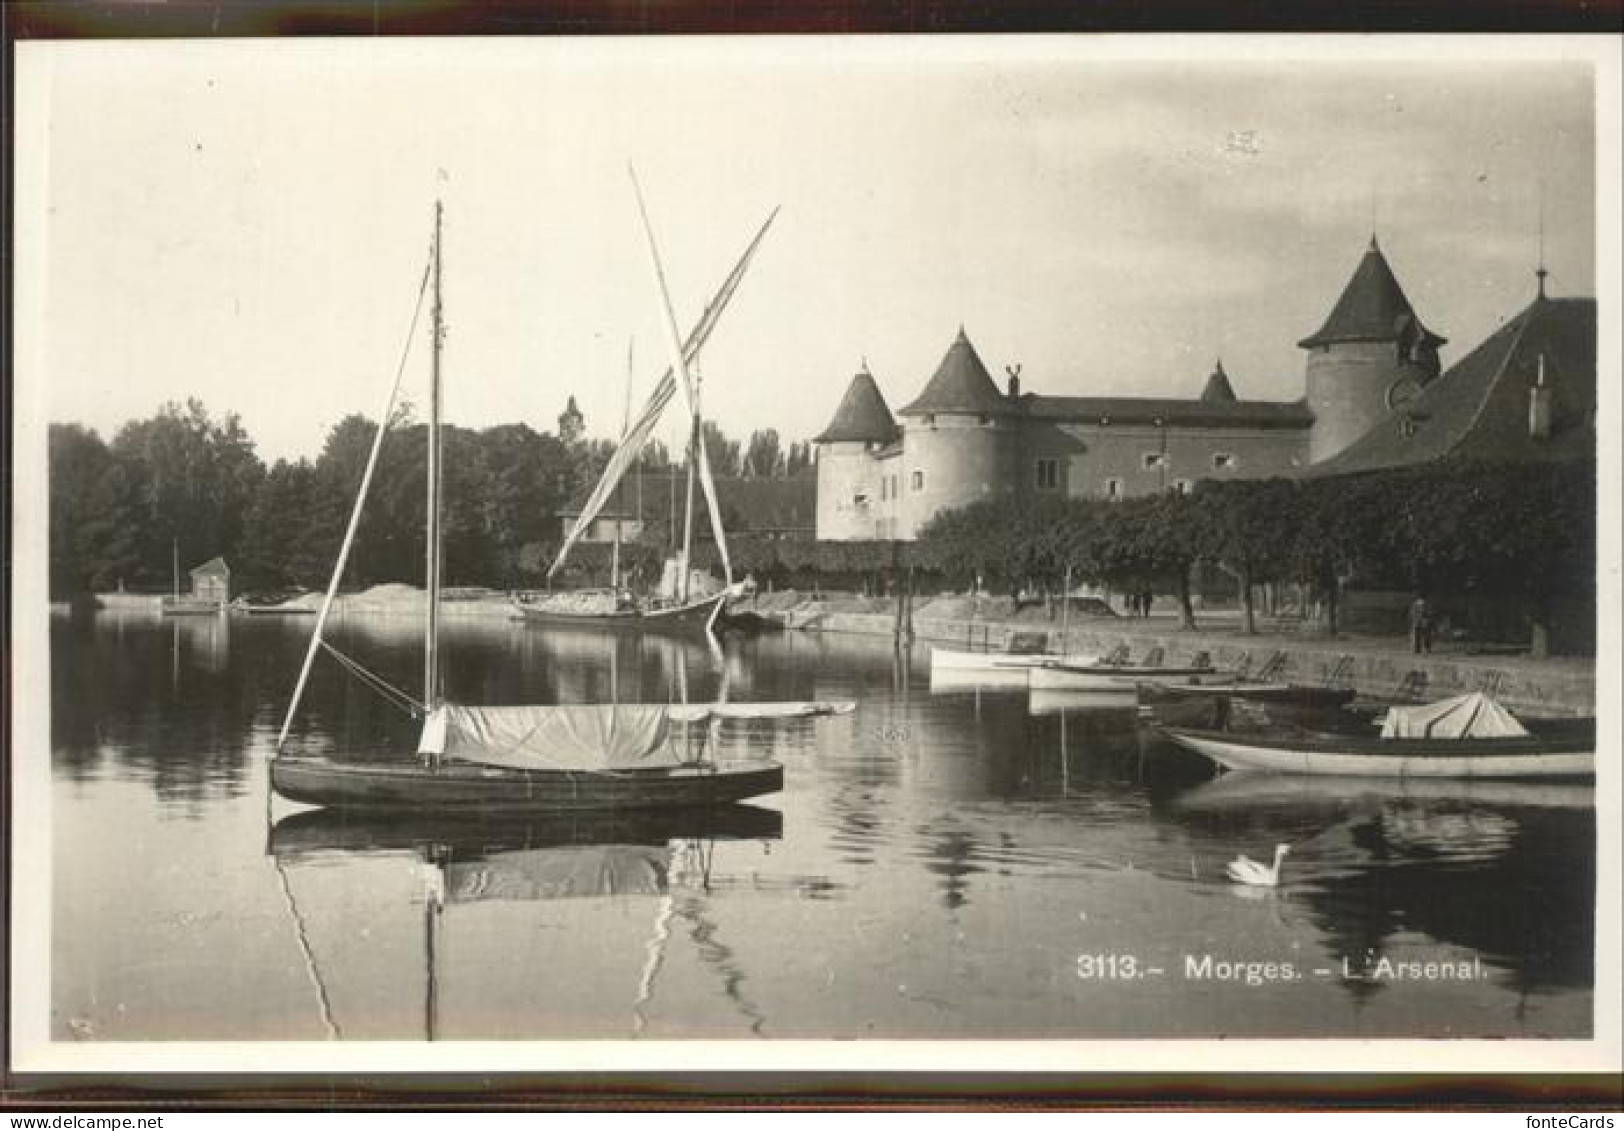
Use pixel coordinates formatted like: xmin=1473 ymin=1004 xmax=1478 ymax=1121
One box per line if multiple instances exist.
xmin=894 ymin=327 xmax=1017 ymax=540
xmin=1301 ymin=237 xmax=1445 ymax=464
xmin=814 ymin=366 xmax=900 ymax=541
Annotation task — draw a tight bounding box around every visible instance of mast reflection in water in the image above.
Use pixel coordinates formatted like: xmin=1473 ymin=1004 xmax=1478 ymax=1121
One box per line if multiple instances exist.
xmin=48 ymin=611 xmax=1595 ymax=1039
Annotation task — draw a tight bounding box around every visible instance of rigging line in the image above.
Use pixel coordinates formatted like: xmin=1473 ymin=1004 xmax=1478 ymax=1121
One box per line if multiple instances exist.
xmin=271 ymin=859 xmax=342 ymax=1041
xmin=318 ymin=640 xmax=424 ymax=716
xmin=277 ymin=232 xmax=436 ymax=751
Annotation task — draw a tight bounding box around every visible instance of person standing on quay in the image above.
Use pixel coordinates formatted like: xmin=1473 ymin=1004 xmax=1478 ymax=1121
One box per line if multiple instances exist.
xmin=1410 ymin=594 xmax=1433 ymax=654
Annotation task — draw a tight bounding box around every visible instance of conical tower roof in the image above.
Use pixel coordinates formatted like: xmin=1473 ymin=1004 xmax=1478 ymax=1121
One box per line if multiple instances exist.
xmin=815 ymin=367 xmax=899 ymax=444
xmin=1299 ymin=237 xmax=1446 ymax=351
xmin=898 ymin=327 xmax=1010 ymax=417
xmin=1200 ymin=360 xmax=1237 ymax=403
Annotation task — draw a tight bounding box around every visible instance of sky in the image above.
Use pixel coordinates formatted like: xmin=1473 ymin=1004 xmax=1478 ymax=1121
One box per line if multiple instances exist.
xmin=18 ymin=36 xmax=1607 ymax=464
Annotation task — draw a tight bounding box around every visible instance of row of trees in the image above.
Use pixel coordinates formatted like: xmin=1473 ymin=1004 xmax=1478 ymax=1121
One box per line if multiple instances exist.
xmin=49 ymin=398 xmax=814 ymax=598
xmin=912 ymin=458 xmax=1595 ymax=655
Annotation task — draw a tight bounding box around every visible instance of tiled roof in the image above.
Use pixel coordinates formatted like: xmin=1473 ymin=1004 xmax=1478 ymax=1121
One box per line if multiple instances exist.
xmin=1304 ymin=295 xmax=1595 ymax=478
xmin=898 ymin=327 xmax=1012 ymax=417
xmin=1025 ymin=394 xmax=1314 ymax=430
xmin=1298 ymin=237 xmax=1446 ymax=351
xmin=815 ymin=369 xmax=900 ymax=443
xmin=189 ymin=556 xmax=230 ymax=576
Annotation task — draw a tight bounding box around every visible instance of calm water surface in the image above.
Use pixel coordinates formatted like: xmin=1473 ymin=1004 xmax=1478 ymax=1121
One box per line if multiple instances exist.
xmin=48 ymin=610 xmax=1594 ymax=1040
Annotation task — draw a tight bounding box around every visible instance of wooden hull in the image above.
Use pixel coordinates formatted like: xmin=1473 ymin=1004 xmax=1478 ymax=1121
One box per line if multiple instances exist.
xmin=1161 ymin=726 xmax=1595 ymax=780
xmin=931 ymin=648 xmax=1097 ymax=672
xmin=1140 ymin=683 xmax=1358 ymax=729
xmin=1029 ymin=664 xmax=1214 ymax=692
xmin=271 ymin=756 xmax=782 ymax=813
xmin=161 ymin=598 xmax=223 ymax=616
xmin=512 ymin=592 xmax=725 ymax=634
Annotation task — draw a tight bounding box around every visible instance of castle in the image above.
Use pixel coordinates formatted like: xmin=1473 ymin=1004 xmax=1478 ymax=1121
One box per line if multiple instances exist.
xmin=814 ymin=236 xmax=1595 ymax=541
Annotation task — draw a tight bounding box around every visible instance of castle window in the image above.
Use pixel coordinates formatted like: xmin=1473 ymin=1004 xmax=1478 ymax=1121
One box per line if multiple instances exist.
xmin=1035 ymin=458 xmax=1059 ymax=490
xmin=890 ymin=475 xmax=898 ymax=499
xmin=853 ymin=490 xmax=869 ymax=506
xmin=1104 ymin=478 xmax=1123 ymax=500
xmin=1142 ymin=452 xmax=1167 ymax=470
xmin=911 ymin=469 xmax=924 ymax=492
xmin=1212 ymin=453 xmax=1235 ymax=470
xmin=1172 ymin=479 xmax=1193 ymax=495
xmin=923 ymin=414 xmax=936 ymax=427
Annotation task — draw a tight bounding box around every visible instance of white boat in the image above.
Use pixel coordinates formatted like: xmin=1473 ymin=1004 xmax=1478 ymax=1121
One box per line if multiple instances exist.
xmin=930 ymin=647 xmax=1099 ymax=673
xmin=1028 ymin=660 xmax=1213 ymax=692
xmin=1160 ymin=694 xmax=1594 ymax=780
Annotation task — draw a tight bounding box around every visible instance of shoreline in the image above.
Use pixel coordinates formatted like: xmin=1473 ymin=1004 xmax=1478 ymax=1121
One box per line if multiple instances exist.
xmin=85 ymin=588 xmax=1596 ymax=716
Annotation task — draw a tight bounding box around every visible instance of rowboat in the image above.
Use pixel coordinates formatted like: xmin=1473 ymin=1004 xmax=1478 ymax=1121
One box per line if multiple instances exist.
xmin=930 ymin=647 xmax=1099 ymax=673
xmin=1138 ymin=680 xmax=1358 ymax=729
xmin=1160 ymin=699 xmax=1595 ymax=779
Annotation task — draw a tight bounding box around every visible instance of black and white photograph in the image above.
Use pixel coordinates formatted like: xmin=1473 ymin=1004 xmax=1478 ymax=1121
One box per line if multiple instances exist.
xmin=8 ymin=30 xmax=1620 ymax=1084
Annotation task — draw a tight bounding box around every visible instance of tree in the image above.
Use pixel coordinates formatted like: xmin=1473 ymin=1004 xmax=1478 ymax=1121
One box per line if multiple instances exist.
xmin=108 ymin=399 xmax=265 ymax=585
xmin=742 ymin=429 xmax=786 ymax=478
xmin=557 ymin=396 xmax=585 ymax=446
xmin=1193 ymin=478 xmax=1302 ymax=634
xmin=699 ymin=421 xmax=741 ymax=478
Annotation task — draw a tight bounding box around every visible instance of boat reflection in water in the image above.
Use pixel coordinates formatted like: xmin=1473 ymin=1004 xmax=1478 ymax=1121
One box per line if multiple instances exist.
xmin=267 ymin=804 xmax=782 ymax=1039
xmin=1168 ymin=770 xmax=1596 ymax=1004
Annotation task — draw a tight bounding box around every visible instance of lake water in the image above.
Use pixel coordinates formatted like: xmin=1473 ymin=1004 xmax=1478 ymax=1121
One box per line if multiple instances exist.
xmin=45 ymin=610 xmax=1595 ymax=1041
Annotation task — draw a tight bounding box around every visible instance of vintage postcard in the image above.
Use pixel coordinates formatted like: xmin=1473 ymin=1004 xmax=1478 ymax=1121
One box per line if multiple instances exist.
xmin=8 ymin=32 xmax=1620 ymax=1086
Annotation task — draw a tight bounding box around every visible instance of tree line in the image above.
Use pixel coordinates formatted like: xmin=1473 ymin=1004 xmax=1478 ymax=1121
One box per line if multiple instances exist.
xmin=49 ymin=398 xmax=813 ymax=598
xmin=910 ymin=457 xmax=1595 ymax=655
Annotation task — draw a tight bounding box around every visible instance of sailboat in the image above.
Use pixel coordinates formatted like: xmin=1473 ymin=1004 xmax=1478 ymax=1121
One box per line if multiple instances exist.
xmin=270 ymin=201 xmax=800 ymax=814
xmin=513 ymin=176 xmax=778 ymax=636
xmin=267 ymin=804 xmax=783 ymax=1040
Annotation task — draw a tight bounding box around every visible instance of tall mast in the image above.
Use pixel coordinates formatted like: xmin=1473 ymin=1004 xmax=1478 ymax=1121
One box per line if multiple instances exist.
xmin=612 ymin=338 xmax=634 ymax=591
xmin=424 ymin=200 xmax=444 ymax=713
xmin=681 ymin=410 xmax=699 ymax=602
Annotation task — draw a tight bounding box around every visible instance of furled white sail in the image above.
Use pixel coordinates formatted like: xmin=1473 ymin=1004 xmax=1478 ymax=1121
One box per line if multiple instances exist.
xmin=549 ymin=206 xmax=779 ymax=579
xmin=1380 ymin=693 xmax=1530 ymax=739
xmin=419 ymin=703 xmax=686 ymax=770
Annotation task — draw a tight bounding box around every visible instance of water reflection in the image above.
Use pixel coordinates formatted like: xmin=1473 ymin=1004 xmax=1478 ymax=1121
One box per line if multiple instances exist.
xmin=267 ymin=805 xmax=782 ymax=1040
xmin=1166 ymin=769 xmax=1596 ymax=1002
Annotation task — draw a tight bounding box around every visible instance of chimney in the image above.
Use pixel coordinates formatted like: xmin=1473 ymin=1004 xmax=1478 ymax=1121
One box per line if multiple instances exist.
xmin=1005 ymin=364 xmax=1022 ymax=400
xmin=1529 ymin=354 xmax=1552 ymax=440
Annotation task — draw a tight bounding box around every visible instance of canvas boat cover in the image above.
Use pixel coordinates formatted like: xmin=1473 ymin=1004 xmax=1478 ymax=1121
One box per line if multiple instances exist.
xmin=418 ymin=704 xmax=684 ymax=771
xmin=444 ymin=845 xmax=669 ymax=902
xmin=1380 ymin=692 xmax=1530 ymax=740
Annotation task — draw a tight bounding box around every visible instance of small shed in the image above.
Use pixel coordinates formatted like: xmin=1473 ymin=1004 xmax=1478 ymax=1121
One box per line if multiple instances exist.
xmin=189 ymin=557 xmax=231 ymax=605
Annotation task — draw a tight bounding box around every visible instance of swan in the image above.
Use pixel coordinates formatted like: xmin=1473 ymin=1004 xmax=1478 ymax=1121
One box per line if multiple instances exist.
xmin=1226 ymin=843 xmax=1290 ymax=887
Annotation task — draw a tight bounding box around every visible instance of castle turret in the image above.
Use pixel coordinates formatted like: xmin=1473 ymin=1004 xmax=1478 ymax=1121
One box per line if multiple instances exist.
xmin=814 ymin=365 xmax=901 ymax=540
xmin=1201 ymin=359 xmax=1237 ymax=403
xmin=894 ymin=327 xmax=1016 ymax=539
xmin=1300 ymin=236 xmax=1446 ymax=463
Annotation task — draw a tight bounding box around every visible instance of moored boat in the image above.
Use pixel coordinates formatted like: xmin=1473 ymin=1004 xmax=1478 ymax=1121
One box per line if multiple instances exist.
xmin=270 ymin=200 xmax=818 ymax=816
xmin=511 ymin=590 xmax=727 ymax=633
xmin=1161 ymin=694 xmax=1594 ymax=780
xmin=930 ymin=647 xmax=1100 ymax=673
xmin=1029 ymin=659 xmax=1214 ymax=692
